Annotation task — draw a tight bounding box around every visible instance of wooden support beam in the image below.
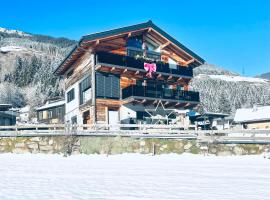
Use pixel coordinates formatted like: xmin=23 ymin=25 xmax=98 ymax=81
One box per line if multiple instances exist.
xmin=141 ymin=99 xmax=147 ymax=104
xmin=161 ymin=50 xmax=189 ymax=65
xmin=110 ymin=67 xmax=116 ymax=72
xmin=160 ymin=42 xmax=170 ymax=49
xmin=175 ymin=102 xmax=181 ymax=107
xmin=96 ymin=65 xmax=102 ymax=70
xmin=184 ymin=103 xmax=191 ymax=108
xmin=177 ymin=77 xmax=183 ymax=81
xmin=186 ymin=58 xmax=195 ymax=65
xmin=122 ymin=69 xmax=128 ymax=74
xmin=175 ymin=103 xmax=186 ymax=108
xmin=91 ymin=40 xmax=100 ymax=47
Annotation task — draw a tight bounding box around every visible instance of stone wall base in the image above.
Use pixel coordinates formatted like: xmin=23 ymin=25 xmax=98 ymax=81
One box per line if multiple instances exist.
xmin=0 ymin=136 xmax=269 ymax=156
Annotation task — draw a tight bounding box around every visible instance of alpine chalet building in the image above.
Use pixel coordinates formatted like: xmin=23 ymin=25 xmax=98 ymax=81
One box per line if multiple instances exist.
xmin=54 ymin=21 xmax=205 ymax=125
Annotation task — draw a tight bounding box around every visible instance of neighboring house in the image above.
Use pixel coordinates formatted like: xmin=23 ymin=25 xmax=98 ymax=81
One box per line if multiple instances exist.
xmin=190 ymin=112 xmax=230 ymax=130
xmin=234 ymin=106 xmax=270 ymax=129
xmin=36 ymin=99 xmax=65 ymax=124
xmin=18 ymin=105 xmax=30 ymax=123
xmin=54 ymin=21 xmax=205 ymax=125
xmin=0 ymin=104 xmax=17 ymax=126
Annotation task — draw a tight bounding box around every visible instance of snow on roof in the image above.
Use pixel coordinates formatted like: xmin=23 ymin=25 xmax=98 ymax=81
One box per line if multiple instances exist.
xmin=36 ymin=100 xmax=65 ymax=111
xmin=234 ymin=106 xmax=270 ymax=123
xmin=208 ymin=75 xmax=268 ymax=83
xmin=19 ymin=106 xmax=30 ymax=113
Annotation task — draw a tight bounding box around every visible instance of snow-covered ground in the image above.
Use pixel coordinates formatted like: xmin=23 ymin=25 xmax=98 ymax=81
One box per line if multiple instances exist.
xmin=0 ymin=153 xmax=269 ymax=200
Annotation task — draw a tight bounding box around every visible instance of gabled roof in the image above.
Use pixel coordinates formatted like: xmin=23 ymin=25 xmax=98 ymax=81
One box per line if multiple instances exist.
xmin=0 ymin=104 xmax=12 ymax=111
xmin=54 ymin=20 xmax=205 ymax=75
xmin=234 ymin=106 xmax=270 ymax=123
xmin=36 ymin=100 xmax=65 ymax=111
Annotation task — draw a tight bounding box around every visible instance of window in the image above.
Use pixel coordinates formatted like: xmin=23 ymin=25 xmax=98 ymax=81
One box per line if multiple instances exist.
xmin=79 ymin=76 xmax=91 ymax=105
xmin=48 ymin=110 xmax=53 ymax=119
xmin=38 ymin=111 xmax=43 ymax=120
xmin=71 ymin=116 xmax=77 ymax=124
xmin=43 ymin=111 xmax=48 ymax=120
xmin=66 ymin=69 xmax=74 ymax=79
xmin=67 ymin=89 xmax=75 ymax=103
xmin=126 ymin=36 xmax=142 ymax=49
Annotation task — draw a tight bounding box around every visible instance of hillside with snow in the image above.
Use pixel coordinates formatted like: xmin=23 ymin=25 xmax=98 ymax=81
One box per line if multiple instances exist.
xmin=256 ymin=72 xmax=270 ymax=80
xmin=0 ymin=27 xmax=31 ymax=37
xmin=0 ymin=27 xmax=76 ymax=110
xmin=191 ymin=65 xmax=270 ymax=114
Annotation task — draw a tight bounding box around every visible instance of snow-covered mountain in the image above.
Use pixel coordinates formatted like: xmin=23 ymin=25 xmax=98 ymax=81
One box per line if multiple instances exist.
xmin=191 ymin=64 xmax=270 ymax=114
xmin=0 ymin=27 xmax=31 ymax=37
xmin=193 ymin=63 xmax=238 ymax=76
xmin=0 ymin=27 xmax=76 ymax=110
xmin=256 ymin=72 xmax=270 ymax=80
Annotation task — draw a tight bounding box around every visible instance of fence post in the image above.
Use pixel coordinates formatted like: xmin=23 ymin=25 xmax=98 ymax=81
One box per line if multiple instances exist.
xmin=152 ymin=143 xmax=156 ymax=156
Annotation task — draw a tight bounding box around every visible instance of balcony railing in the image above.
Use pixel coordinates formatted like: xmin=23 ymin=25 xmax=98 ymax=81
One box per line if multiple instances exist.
xmin=95 ymin=51 xmax=193 ymax=77
xmin=122 ymin=85 xmax=200 ymax=103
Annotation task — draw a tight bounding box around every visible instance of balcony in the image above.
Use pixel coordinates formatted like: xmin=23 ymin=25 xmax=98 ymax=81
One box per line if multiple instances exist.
xmin=95 ymin=51 xmax=193 ymax=78
xmin=122 ymin=85 xmax=200 ymax=105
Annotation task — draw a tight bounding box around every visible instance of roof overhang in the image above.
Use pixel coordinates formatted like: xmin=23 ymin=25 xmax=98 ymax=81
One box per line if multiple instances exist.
xmin=54 ymin=20 xmax=205 ymax=76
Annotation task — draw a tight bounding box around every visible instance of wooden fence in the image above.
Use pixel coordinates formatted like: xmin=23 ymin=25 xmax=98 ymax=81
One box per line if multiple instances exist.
xmin=0 ymin=124 xmax=270 ymax=143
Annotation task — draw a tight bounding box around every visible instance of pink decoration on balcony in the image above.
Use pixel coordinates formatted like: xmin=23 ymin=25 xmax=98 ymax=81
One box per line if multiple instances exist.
xmin=144 ymin=62 xmax=157 ymax=78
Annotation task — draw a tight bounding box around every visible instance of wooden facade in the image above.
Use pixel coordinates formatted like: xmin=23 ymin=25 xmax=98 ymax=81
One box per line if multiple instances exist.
xmin=54 ymin=21 xmax=204 ymax=125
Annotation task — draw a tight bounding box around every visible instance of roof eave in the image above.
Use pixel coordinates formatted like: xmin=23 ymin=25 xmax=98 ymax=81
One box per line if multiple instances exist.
xmin=54 ymin=20 xmax=205 ymax=75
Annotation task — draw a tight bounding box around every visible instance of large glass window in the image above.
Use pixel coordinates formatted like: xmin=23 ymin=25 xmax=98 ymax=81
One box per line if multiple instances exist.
xmin=126 ymin=36 xmax=142 ymax=49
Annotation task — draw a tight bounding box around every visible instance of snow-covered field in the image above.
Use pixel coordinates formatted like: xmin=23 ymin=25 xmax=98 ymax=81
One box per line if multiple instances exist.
xmin=0 ymin=154 xmax=269 ymax=200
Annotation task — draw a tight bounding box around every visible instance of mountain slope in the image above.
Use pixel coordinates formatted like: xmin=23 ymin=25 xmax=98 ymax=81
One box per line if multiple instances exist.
xmin=193 ymin=63 xmax=238 ymax=76
xmin=0 ymin=27 xmax=76 ymax=110
xmin=256 ymin=72 xmax=270 ymax=80
xmin=191 ymin=64 xmax=270 ymax=114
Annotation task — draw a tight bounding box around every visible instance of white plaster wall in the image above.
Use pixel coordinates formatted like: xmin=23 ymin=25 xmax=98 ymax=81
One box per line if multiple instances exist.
xmin=120 ymin=103 xmax=186 ymax=123
xmin=65 ymin=75 xmax=91 ymax=124
xmin=120 ymin=104 xmax=137 ymax=122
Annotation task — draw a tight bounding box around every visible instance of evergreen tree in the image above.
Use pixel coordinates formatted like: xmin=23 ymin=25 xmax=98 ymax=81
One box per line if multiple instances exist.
xmin=218 ymin=92 xmax=231 ymax=114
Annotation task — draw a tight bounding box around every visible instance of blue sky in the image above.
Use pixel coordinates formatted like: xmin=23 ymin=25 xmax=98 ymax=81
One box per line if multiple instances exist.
xmin=1 ymin=0 xmax=269 ymax=76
